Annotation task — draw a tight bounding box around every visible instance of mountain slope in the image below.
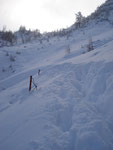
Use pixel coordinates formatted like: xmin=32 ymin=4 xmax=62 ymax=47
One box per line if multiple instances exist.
xmin=0 ymin=1 xmax=113 ymax=150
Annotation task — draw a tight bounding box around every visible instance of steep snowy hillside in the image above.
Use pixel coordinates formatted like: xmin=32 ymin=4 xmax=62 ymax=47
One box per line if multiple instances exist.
xmin=0 ymin=1 xmax=113 ymax=150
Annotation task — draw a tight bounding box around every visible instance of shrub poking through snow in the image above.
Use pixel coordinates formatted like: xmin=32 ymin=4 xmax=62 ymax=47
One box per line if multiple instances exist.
xmin=2 ymin=67 xmax=6 ymax=72
xmin=5 ymin=51 xmax=9 ymax=56
xmin=66 ymin=45 xmax=71 ymax=54
xmin=16 ymin=51 xmax=21 ymax=55
xmin=9 ymin=55 xmax=15 ymax=62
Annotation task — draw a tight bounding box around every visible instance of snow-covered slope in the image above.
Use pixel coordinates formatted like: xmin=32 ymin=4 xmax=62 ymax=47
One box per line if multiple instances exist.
xmin=0 ymin=2 xmax=113 ymax=150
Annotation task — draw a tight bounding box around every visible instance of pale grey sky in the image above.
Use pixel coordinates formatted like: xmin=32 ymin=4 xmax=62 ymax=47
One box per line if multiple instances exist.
xmin=0 ymin=0 xmax=106 ymax=32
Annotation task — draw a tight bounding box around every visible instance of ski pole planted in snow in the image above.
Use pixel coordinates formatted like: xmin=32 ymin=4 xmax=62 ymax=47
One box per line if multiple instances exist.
xmin=29 ymin=75 xmax=32 ymax=91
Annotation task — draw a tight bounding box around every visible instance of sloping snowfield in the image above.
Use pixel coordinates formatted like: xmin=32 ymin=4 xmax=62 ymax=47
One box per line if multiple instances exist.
xmin=0 ymin=22 xmax=113 ymax=150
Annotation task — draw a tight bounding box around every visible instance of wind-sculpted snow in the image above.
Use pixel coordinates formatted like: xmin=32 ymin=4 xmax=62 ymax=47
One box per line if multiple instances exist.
xmin=0 ymin=61 xmax=113 ymax=150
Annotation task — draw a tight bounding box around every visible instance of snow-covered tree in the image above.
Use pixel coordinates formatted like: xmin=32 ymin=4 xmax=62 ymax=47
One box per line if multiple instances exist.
xmin=75 ymin=12 xmax=85 ymax=28
xmin=19 ymin=26 xmax=26 ymax=43
xmin=1 ymin=31 xmax=17 ymax=46
xmin=87 ymin=37 xmax=94 ymax=52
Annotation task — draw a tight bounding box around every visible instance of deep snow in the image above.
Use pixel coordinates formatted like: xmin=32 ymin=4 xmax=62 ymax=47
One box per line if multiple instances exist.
xmin=0 ymin=21 xmax=113 ymax=150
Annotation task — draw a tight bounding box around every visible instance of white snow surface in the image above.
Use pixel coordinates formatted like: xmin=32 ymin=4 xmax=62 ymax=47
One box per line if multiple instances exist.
xmin=0 ymin=22 xmax=113 ymax=150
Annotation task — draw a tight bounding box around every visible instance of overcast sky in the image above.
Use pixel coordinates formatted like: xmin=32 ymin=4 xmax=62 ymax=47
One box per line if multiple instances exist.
xmin=0 ymin=0 xmax=106 ymax=32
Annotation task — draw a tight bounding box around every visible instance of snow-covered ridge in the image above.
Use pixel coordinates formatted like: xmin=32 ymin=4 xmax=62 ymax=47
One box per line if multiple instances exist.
xmin=70 ymin=0 xmax=113 ymax=31
xmin=89 ymin=0 xmax=113 ymax=23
